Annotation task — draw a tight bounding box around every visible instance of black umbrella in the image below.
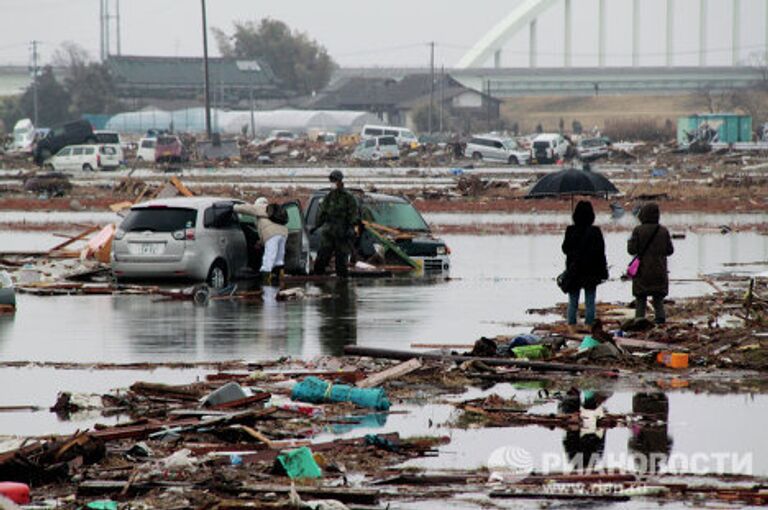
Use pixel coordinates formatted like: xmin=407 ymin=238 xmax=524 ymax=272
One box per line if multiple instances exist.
xmin=527 ymin=168 xmax=619 ymax=198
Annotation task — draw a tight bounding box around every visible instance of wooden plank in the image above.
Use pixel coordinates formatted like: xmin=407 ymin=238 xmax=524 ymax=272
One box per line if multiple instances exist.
xmin=170 ymin=175 xmax=194 ymax=197
xmin=47 ymin=225 xmax=100 ymax=254
xmin=109 ymin=201 xmax=134 ymax=212
xmin=356 ymin=358 xmax=422 ymax=388
xmin=615 ymin=337 xmax=688 ymax=352
xmin=363 ymin=224 xmax=418 ymax=268
xmin=209 ymin=392 xmax=271 ymax=410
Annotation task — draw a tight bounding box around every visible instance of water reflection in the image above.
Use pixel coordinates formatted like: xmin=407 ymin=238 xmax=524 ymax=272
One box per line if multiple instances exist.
xmin=318 ymin=281 xmax=357 ymax=355
xmin=628 ymin=392 xmax=672 ymax=473
xmin=559 ymin=390 xmax=673 ymax=474
xmin=559 ymin=390 xmax=611 ymax=470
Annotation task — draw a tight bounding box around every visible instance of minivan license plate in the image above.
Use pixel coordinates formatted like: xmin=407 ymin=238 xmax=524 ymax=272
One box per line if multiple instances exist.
xmin=130 ymin=243 xmax=163 ymax=255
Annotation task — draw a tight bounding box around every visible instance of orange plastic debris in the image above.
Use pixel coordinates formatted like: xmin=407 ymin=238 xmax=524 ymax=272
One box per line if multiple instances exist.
xmin=657 ymin=352 xmax=689 ymax=369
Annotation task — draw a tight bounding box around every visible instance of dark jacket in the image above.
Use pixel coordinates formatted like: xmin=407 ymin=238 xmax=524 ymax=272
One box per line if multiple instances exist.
xmin=317 ymin=187 xmax=359 ymax=240
xmin=561 ymin=225 xmax=608 ymax=291
xmin=628 ymin=203 xmax=674 ymax=296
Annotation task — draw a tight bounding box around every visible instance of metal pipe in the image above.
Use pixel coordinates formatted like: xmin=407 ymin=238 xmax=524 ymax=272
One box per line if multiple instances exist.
xmin=343 ymin=346 xmax=618 ymax=374
xmin=564 ymin=0 xmax=572 ymax=67
xmin=529 ymin=18 xmax=537 ymax=68
xmin=666 ymin=0 xmax=674 ymax=66
xmin=494 ymin=49 xmax=501 ymax=68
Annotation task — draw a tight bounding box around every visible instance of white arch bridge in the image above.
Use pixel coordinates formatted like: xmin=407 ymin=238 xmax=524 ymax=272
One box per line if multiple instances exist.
xmin=457 ymin=0 xmax=767 ymax=68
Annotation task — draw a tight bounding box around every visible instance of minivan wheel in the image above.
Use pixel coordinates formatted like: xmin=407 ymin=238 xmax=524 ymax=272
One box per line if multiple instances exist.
xmin=82 ymin=163 xmax=94 ymax=172
xmin=507 ymin=155 xmax=519 ymax=165
xmin=207 ymin=260 xmax=228 ymax=289
xmin=472 ymin=152 xmax=482 ymax=161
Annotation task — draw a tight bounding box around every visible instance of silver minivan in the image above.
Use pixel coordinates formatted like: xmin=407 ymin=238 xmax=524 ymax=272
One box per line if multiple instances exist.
xmin=464 ymin=135 xmax=531 ymax=165
xmin=352 ymin=135 xmax=400 ymax=161
xmin=111 ymin=197 xmax=309 ymax=288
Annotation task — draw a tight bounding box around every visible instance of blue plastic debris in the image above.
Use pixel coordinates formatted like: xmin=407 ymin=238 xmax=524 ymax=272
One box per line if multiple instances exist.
xmin=291 ymin=376 xmax=391 ymax=411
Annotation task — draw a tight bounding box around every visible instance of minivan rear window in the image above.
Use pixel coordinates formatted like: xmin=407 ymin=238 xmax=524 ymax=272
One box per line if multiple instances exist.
xmin=379 ymin=136 xmax=397 ymax=146
xmin=533 ymin=141 xmax=551 ymax=149
xmin=121 ymin=207 xmax=197 ymax=233
xmin=141 ymin=139 xmax=156 ymax=148
xmin=157 ymin=136 xmax=177 ymax=145
xmin=96 ymin=133 xmax=119 ymax=144
xmin=365 ymin=128 xmax=383 ymax=136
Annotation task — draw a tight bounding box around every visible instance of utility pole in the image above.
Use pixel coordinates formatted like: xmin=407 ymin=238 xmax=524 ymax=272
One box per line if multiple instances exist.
xmin=428 ymin=41 xmax=434 ymax=134
xmin=99 ymin=0 xmax=104 ymax=61
xmin=104 ymin=0 xmax=111 ymax=58
xmin=30 ymin=40 xmax=39 ymax=126
xmin=116 ymin=0 xmax=121 ymax=55
xmin=439 ymin=65 xmax=445 ymax=133
xmin=201 ymin=0 xmax=212 ymax=139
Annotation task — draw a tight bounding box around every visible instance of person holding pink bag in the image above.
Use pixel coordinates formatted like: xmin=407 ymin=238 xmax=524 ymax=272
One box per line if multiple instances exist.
xmin=627 ymin=203 xmax=674 ymax=324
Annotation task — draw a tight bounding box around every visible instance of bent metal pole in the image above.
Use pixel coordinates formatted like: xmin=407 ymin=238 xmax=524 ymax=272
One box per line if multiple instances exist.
xmin=343 ymin=346 xmax=618 ymax=375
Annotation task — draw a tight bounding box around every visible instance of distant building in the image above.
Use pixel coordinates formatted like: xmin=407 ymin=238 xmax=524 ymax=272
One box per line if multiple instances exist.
xmin=106 ymin=56 xmax=286 ymax=110
xmin=309 ymin=73 xmax=500 ymax=132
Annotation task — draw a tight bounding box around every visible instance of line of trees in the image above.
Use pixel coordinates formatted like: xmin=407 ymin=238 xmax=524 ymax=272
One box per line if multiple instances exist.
xmin=0 ymin=42 xmax=118 ymax=132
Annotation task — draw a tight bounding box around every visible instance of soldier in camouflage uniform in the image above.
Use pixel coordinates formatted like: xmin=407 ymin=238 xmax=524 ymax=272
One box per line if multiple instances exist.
xmin=312 ymin=170 xmax=359 ymax=277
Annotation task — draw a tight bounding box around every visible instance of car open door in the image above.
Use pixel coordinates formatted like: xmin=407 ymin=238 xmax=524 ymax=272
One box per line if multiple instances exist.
xmin=281 ymin=201 xmax=310 ymax=275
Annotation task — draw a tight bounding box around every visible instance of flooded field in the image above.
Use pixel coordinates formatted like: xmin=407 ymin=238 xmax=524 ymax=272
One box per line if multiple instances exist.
xmin=2 ymin=231 xmax=766 ymax=363
xmin=0 ymin=210 xmax=766 ymax=508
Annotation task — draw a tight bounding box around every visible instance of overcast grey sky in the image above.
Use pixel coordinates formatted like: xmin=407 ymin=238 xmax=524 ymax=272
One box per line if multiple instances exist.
xmin=0 ymin=0 xmax=765 ymax=68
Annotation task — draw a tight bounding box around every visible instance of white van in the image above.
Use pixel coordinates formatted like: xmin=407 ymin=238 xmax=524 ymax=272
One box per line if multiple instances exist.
xmin=532 ymin=133 xmax=570 ymax=164
xmin=47 ymin=144 xmax=120 ymax=172
xmin=11 ymin=119 xmax=35 ymax=153
xmin=94 ymin=130 xmax=124 ymax=164
xmin=361 ymin=125 xmax=418 ymax=148
xmin=136 ymin=138 xmax=157 ymax=162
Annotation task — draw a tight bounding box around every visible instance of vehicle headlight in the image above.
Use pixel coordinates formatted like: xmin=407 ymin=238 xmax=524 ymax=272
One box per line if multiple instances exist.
xmin=114 ymin=229 xmax=126 ymax=240
xmin=436 ymin=246 xmax=446 ymax=255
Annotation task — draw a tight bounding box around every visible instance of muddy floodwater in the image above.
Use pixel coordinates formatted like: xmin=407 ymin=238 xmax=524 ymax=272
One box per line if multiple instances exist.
xmin=0 ymin=214 xmax=767 ymax=491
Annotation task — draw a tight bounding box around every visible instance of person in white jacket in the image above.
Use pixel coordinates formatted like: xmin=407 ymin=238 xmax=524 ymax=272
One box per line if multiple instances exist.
xmin=234 ymin=197 xmax=288 ymax=284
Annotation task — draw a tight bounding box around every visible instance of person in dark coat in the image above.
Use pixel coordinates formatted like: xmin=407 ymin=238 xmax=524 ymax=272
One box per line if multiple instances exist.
xmin=628 ymin=202 xmax=674 ymax=323
xmin=561 ymin=201 xmax=609 ymax=325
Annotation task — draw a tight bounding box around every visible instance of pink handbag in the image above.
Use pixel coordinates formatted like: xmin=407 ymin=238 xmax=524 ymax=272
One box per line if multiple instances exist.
xmin=625 ymin=257 xmax=640 ymax=279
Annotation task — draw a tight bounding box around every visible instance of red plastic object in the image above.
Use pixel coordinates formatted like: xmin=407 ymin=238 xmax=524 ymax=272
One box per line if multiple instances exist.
xmin=0 ymin=481 xmax=30 ymax=504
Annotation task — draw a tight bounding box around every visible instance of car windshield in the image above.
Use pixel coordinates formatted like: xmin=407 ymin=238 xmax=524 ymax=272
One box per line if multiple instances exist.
xmin=365 ymin=201 xmax=429 ymax=231
xmin=120 ymin=207 xmax=197 ymax=232
xmin=501 ymin=139 xmax=518 ymax=150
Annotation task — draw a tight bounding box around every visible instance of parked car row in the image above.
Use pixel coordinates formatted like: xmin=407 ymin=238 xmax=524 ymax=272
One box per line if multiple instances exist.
xmin=111 ymin=190 xmax=450 ymax=288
